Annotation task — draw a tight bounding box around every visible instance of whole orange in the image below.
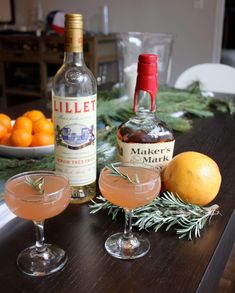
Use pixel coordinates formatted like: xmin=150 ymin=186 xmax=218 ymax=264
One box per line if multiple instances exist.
xmin=0 ymin=113 xmax=12 ymax=132
xmin=33 ymin=118 xmax=54 ymax=134
xmin=24 ymin=110 xmax=45 ymax=122
xmin=31 ymin=132 xmax=54 ymax=146
xmin=13 ymin=116 xmax=33 ymax=134
xmin=11 ymin=129 xmax=32 ymax=147
xmin=162 ymin=151 xmax=222 ymax=206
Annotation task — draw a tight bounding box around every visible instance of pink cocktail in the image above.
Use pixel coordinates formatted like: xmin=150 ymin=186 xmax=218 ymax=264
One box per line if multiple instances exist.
xmin=99 ymin=165 xmax=160 ymax=209
xmin=4 ymin=171 xmax=71 ymax=276
xmin=99 ymin=162 xmax=161 ymax=259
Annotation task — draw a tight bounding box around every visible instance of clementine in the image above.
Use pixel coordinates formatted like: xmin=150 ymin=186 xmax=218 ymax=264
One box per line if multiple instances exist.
xmin=32 ymin=118 xmax=54 ymax=134
xmin=162 ymin=151 xmax=222 ymax=206
xmin=11 ymin=129 xmax=32 ymax=147
xmin=13 ymin=116 xmax=33 ymax=134
xmin=31 ymin=132 xmax=54 ymax=146
xmin=0 ymin=113 xmax=12 ymax=132
xmin=24 ymin=110 xmax=45 ymax=122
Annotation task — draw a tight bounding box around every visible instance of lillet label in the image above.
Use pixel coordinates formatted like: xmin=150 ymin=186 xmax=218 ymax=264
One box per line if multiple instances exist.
xmin=53 ymin=98 xmax=95 ymax=114
xmin=52 ymin=95 xmax=97 ymax=186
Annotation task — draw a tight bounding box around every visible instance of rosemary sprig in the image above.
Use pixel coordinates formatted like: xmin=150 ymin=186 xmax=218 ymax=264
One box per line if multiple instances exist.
xmin=133 ymin=192 xmax=220 ymax=240
xmin=107 ymin=163 xmax=140 ymax=184
xmin=89 ymin=192 xmax=220 ymax=240
xmin=90 ymin=195 xmax=120 ymax=220
xmin=25 ymin=176 xmax=45 ymax=194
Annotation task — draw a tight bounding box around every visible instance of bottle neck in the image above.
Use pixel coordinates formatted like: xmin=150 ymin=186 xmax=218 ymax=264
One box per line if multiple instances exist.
xmin=63 ymin=51 xmax=85 ymax=65
xmin=134 ymin=90 xmax=156 ymax=116
xmin=133 ymin=56 xmax=158 ymax=113
xmin=64 ymin=25 xmax=83 ymax=65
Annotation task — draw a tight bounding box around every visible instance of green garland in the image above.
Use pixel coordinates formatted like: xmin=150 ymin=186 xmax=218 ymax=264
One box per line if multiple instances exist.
xmin=0 ymin=82 xmax=234 ymax=194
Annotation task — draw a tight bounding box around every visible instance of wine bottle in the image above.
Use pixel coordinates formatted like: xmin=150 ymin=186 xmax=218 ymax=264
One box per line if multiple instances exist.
xmin=117 ymin=54 xmax=175 ymax=171
xmin=52 ymin=13 xmax=97 ymax=204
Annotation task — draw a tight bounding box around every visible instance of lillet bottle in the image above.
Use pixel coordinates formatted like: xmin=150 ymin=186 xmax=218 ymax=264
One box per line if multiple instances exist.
xmin=117 ymin=54 xmax=175 ymax=171
xmin=52 ymin=14 xmax=97 ymax=204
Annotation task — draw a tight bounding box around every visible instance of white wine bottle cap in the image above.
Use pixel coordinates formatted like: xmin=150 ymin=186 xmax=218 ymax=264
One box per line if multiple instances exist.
xmin=64 ymin=13 xmax=83 ymax=52
xmin=65 ymin=13 xmax=83 ymax=30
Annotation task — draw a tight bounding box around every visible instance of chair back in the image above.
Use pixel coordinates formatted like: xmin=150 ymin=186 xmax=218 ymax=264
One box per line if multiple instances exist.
xmin=175 ymin=63 xmax=235 ymax=94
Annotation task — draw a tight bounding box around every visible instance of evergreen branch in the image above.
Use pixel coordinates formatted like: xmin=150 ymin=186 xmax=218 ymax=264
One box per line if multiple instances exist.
xmin=89 ymin=192 xmax=220 ymax=240
xmin=0 ymin=142 xmax=117 ymax=183
xmin=97 ymin=82 xmax=234 ymax=137
xmin=0 ymin=154 xmax=55 ymax=181
xmin=97 ymin=142 xmax=116 ymax=169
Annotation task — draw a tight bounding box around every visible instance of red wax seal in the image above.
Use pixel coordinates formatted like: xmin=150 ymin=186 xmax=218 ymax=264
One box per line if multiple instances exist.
xmin=133 ymin=54 xmax=158 ymax=112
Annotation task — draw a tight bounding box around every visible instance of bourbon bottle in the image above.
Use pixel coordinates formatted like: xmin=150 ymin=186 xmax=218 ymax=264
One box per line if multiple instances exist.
xmin=117 ymin=54 xmax=175 ymax=171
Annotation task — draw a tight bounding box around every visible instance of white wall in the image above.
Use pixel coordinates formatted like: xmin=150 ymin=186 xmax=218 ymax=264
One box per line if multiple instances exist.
xmin=13 ymin=0 xmax=221 ymax=85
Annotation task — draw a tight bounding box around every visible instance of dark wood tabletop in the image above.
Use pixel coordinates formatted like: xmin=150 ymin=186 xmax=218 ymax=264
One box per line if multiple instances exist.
xmin=0 ymin=99 xmax=235 ymax=293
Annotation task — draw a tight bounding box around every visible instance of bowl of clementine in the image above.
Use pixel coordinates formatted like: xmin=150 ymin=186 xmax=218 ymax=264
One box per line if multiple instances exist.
xmin=0 ymin=111 xmax=54 ymax=158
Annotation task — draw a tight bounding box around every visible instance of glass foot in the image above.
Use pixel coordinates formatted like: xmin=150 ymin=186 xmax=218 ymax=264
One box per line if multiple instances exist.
xmin=17 ymin=244 xmax=68 ymax=276
xmin=105 ymin=232 xmax=150 ymax=260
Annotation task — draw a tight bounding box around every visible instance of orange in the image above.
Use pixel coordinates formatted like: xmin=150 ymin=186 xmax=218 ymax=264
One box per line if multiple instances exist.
xmin=162 ymin=151 xmax=222 ymax=206
xmin=31 ymin=132 xmax=54 ymax=146
xmin=0 ymin=132 xmax=12 ymax=146
xmin=33 ymin=118 xmax=54 ymax=134
xmin=24 ymin=110 xmax=45 ymax=122
xmin=13 ymin=116 xmax=33 ymax=134
xmin=0 ymin=122 xmax=8 ymax=140
xmin=0 ymin=113 xmax=12 ymax=132
xmin=11 ymin=129 xmax=32 ymax=147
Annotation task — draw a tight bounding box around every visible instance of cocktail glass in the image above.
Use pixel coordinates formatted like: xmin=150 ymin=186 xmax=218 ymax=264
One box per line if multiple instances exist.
xmin=99 ymin=162 xmax=161 ymax=259
xmin=4 ymin=170 xmax=71 ymax=276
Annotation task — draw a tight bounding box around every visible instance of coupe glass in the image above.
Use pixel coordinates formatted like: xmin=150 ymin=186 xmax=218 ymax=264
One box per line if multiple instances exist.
xmin=4 ymin=170 xmax=71 ymax=276
xmin=99 ymin=162 xmax=161 ymax=259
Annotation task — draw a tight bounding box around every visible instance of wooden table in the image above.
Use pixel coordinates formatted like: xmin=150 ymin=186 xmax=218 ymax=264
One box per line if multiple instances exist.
xmin=0 ymin=100 xmax=235 ymax=293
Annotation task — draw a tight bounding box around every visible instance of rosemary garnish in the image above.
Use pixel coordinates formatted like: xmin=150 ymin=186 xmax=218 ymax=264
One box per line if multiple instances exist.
xmin=25 ymin=176 xmax=45 ymax=194
xmin=107 ymin=163 xmax=140 ymax=184
xmin=89 ymin=192 xmax=220 ymax=240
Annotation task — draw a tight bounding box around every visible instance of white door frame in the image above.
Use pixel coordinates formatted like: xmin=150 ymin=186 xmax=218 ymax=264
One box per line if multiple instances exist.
xmin=212 ymin=0 xmax=225 ymax=62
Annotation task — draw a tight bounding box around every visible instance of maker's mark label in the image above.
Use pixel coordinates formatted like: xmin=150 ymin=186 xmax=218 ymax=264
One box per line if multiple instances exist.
xmin=117 ymin=139 xmax=175 ymax=171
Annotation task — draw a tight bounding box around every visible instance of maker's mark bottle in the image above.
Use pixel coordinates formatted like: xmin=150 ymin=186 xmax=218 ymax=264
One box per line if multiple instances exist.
xmin=52 ymin=13 xmax=97 ymax=204
xmin=117 ymin=54 xmax=175 ymax=171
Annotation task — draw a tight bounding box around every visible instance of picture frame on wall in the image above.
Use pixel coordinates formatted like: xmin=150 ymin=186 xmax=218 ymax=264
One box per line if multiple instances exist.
xmin=0 ymin=0 xmax=15 ymax=25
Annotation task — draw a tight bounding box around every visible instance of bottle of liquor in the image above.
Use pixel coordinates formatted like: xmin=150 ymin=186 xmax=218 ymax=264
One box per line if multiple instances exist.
xmin=117 ymin=54 xmax=175 ymax=171
xmin=52 ymin=13 xmax=97 ymax=204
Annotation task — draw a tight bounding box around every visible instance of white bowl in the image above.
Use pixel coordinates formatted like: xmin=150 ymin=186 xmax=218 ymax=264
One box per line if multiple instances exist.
xmin=0 ymin=120 xmax=54 ymax=158
xmin=0 ymin=144 xmax=54 ymax=158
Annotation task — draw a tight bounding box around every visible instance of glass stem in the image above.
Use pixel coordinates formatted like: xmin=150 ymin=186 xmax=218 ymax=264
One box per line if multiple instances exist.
xmin=123 ymin=209 xmax=134 ymax=240
xmin=33 ymin=220 xmax=46 ymax=253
